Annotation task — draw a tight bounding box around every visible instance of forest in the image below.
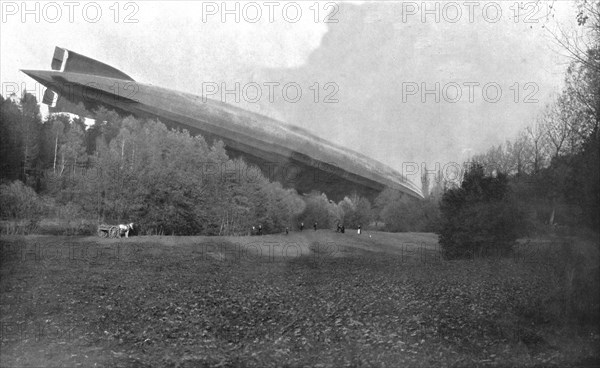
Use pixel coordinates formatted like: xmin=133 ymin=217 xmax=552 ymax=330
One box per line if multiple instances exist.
xmin=0 ymin=96 xmax=439 ymax=235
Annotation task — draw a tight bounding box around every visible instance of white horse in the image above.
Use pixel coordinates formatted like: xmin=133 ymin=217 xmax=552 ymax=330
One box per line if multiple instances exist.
xmin=118 ymin=223 xmax=134 ymax=238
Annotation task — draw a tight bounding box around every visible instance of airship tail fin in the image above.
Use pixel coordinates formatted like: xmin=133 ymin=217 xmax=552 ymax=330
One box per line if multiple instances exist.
xmin=50 ymin=46 xmax=135 ymax=81
xmin=42 ymin=89 xmax=58 ymax=107
xmin=51 ymin=47 xmax=68 ymax=71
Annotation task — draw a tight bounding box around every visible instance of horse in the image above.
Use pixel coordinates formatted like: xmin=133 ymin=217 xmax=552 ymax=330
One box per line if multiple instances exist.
xmin=118 ymin=223 xmax=134 ymax=238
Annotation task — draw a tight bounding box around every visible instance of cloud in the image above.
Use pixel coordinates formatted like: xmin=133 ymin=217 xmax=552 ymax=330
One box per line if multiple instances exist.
xmin=247 ymin=1 xmax=572 ymax=168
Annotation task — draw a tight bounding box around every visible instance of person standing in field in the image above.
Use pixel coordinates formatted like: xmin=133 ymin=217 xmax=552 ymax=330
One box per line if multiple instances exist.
xmin=314 ymin=222 xmax=317 ymax=231
xmin=300 ymin=222 xmax=304 ymax=231
xmin=358 ymin=224 xmax=362 ymax=235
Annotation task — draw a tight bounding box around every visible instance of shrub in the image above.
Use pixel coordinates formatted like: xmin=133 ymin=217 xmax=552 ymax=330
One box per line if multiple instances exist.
xmin=0 ymin=180 xmax=44 ymax=219
xmin=375 ymin=188 xmax=440 ymax=232
xmin=299 ymin=192 xmax=338 ymax=229
xmin=438 ymin=164 xmax=526 ymax=260
xmin=338 ymin=195 xmax=373 ymax=229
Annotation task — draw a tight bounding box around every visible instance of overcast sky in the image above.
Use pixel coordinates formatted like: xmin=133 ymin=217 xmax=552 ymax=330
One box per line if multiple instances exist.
xmin=1 ymin=0 xmax=578 ymax=173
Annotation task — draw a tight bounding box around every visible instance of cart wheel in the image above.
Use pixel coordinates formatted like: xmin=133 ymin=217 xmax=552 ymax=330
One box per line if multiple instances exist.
xmin=97 ymin=229 xmax=104 ymax=237
xmin=109 ymin=227 xmax=118 ymax=238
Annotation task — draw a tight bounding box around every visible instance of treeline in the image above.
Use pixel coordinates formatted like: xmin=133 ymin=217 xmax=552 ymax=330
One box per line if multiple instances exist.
xmin=1 ymin=95 xmax=437 ymax=235
xmin=440 ymin=1 xmax=599 ymax=258
xmin=469 ymin=58 xmax=599 ymax=231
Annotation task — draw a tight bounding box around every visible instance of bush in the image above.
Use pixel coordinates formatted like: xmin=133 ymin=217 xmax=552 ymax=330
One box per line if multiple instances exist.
xmin=438 ymin=164 xmax=526 ymax=260
xmin=0 ymin=180 xmax=44 ymax=219
xmin=381 ymin=197 xmax=440 ymax=232
xmin=338 ymin=195 xmax=373 ymax=229
xmin=375 ymin=188 xmax=440 ymax=232
xmin=299 ymin=192 xmax=339 ymax=229
xmin=0 ymin=219 xmax=40 ymax=235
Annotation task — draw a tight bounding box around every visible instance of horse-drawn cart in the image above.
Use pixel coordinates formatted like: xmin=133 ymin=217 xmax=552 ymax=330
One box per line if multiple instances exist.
xmin=97 ymin=224 xmax=120 ymax=238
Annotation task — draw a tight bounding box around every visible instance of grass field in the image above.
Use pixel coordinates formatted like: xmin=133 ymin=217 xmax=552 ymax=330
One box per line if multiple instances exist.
xmin=1 ymin=231 xmax=599 ymax=367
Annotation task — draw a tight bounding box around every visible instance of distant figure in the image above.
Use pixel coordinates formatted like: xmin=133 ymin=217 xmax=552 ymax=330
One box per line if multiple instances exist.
xmin=341 ymin=225 xmax=345 ymax=233
xmin=258 ymin=224 xmax=263 ymax=236
xmin=314 ymin=222 xmax=317 ymax=231
xmin=300 ymin=222 xmax=304 ymax=231
xmin=336 ymin=223 xmax=341 ymax=233
xmin=285 ymin=227 xmax=289 ymax=235
xmin=252 ymin=226 xmax=256 ymax=235
xmin=357 ymin=225 xmax=362 ymax=235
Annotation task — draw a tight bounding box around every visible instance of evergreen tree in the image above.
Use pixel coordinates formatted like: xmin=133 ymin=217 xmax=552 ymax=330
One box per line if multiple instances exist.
xmin=438 ymin=163 xmax=525 ymax=260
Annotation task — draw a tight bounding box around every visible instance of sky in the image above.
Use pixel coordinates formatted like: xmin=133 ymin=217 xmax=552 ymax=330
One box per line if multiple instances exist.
xmin=0 ymin=0 xmax=579 ymax=175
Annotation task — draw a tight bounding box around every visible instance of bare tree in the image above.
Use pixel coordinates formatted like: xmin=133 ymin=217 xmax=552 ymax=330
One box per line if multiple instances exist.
xmin=545 ymin=0 xmax=600 ymax=138
xmin=525 ymin=118 xmax=551 ymax=174
xmin=545 ymin=96 xmax=573 ymax=158
xmin=507 ymin=131 xmax=530 ymax=176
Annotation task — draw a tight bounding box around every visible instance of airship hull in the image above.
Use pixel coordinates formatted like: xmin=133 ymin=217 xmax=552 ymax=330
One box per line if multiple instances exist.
xmin=22 ymin=48 xmax=422 ymax=201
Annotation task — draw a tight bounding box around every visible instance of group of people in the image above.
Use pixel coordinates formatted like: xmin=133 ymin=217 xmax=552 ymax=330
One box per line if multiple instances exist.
xmin=337 ymin=223 xmax=362 ymax=234
xmin=253 ymin=222 xmax=363 ymax=236
xmin=298 ymin=222 xmax=317 ymax=231
xmin=252 ymin=224 xmax=263 ymax=235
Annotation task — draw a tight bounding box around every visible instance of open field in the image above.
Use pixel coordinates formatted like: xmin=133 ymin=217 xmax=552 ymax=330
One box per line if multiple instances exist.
xmin=1 ymin=231 xmax=599 ymax=367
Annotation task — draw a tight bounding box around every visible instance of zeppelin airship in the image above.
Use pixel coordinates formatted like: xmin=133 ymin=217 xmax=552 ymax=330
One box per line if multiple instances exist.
xmin=22 ymin=47 xmax=422 ymax=201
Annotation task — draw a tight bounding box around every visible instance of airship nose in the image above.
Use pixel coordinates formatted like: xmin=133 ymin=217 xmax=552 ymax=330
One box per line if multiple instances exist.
xmin=20 ymin=69 xmax=54 ymax=86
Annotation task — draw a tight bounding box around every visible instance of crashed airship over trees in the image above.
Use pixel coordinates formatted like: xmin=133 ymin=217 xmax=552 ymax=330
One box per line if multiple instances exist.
xmin=22 ymin=47 xmax=422 ymax=201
